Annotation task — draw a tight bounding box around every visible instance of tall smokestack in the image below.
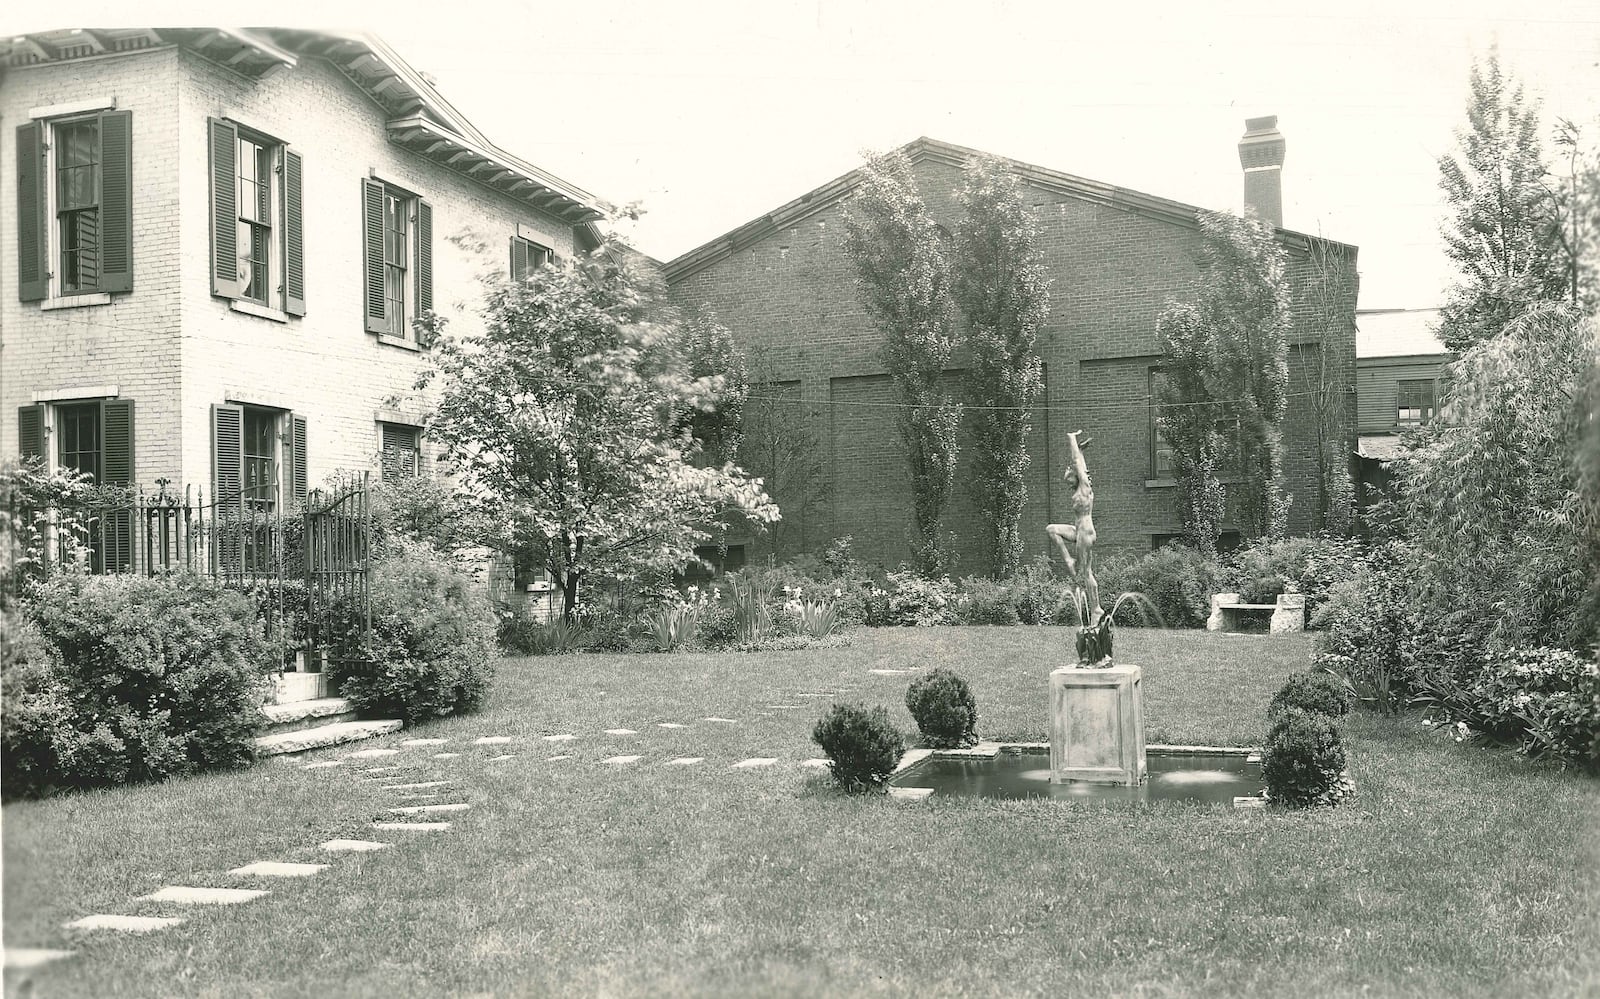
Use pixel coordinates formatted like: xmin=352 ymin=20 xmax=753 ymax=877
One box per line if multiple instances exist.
xmin=1238 ymin=115 xmax=1286 ymax=228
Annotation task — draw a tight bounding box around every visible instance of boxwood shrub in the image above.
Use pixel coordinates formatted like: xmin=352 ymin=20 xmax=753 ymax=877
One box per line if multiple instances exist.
xmin=812 ymin=703 xmax=905 ymax=790
xmin=1268 ymin=671 xmax=1352 ymax=720
xmin=1261 ymin=708 xmax=1348 ymax=808
xmin=905 ymin=667 xmax=979 ymax=748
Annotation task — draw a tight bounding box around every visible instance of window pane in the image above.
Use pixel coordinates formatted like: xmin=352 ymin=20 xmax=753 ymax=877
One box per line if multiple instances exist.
xmin=60 ymin=209 xmax=101 ymax=293
xmin=57 ymin=403 xmax=101 ymax=482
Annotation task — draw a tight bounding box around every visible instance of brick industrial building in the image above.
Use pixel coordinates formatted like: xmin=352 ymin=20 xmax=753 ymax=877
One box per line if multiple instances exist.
xmin=2 ymin=28 xmax=602 ymax=601
xmin=666 ymin=127 xmax=1360 ymax=569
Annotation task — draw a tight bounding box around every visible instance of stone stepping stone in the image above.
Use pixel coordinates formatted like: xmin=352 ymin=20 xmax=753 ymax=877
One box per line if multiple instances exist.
xmin=373 ymin=821 xmax=450 ymax=832
xmin=4 ymin=947 xmax=76 ymax=970
xmin=601 ymin=755 xmax=642 ymax=765
xmin=547 ymin=754 xmax=573 ymax=762
xmin=474 ymin=736 xmax=513 ymax=745
xmin=394 ymin=792 xmax=441 ymax=800
xmin=345 ymin=748 xmax=401 ymax=759
xmin=64 ymin=914 xmax=183 ymax=933
xmin=542 ymin=734 xmax=576 ymax=742
xmin=656 ymin=722 xmax=688 ymax=729
xmin=869 ymin=668 xmax=909 ymax=676
xmin=888 ymin=786 xmax=935 ymax=802
xmin=301 ymin=760 xmax=343 ymax=770
xmin=138 ymin=886 xmax=268 ymax=905
xmin=485 ymin=754 xmax=515 ymax=762
xmin=795 ymin=692 xmax=835 ymax=698
xmin=358 ymin=765 xmax=405 ymax=774
xmin=401 ymin=738 xmax=448 ymax=747
xmin=387 ymin=802 xmax=470 ymax=815
xmin=767 ymin=705 xmax=800 ymax=710
xmin=663 ymin=757 xmax=704 ymax=766
xmin=386 ymin=780 xmax=450 ymax=790
xmin=703 ymin=717 xmax=739 ymax=724
xmin=603 ymin=729 xmax=638 ymax=736
xmin=319 ymin=839 xmax=392 ymax=853
xmin=432 ymin=752 xmax=461 ymax=759
xmin=731 ymin=758 xmax=778 ymax=769
xmin=801 ymin=758 xmax=831 ymax=769
xmin=228 ymin=861 xmax=328 ymax=878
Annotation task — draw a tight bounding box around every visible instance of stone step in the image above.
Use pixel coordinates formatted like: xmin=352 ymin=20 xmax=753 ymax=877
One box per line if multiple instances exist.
xmin=259 ymin=697 xmax=358 ymax=735
xmin=254 ymin=719 xmax=403 ymax=757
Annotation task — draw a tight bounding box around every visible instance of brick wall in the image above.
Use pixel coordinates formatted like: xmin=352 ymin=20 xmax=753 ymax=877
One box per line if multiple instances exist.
xmin=668 ymin=152 xmax=1360 ymax=567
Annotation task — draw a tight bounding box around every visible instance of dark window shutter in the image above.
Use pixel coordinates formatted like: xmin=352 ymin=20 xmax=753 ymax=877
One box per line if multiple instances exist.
xmin=282 ymin=149 xmax=306 ymax=316
xmin=291 ymin=414 xmax=308 ymax=501
xmin=362 ymin=178 xmax=386 ymax=333
xmin=98 ymin=110 xmax=134 ymax=294
xmin=510 ymin=236 xmax=528 ymax=281
xmin=212 ymin=403 xmax=244 ymax=515
xmin=209 ymin=118 xmax=240 ymax=299
xmin=99 ymin=399 xmax=135 ymax=486
xmin=16 ymin=123 xmax=48 ymax=302
xmin=18 ymin=405 xmax=45 ymax=461
xmin=416 ymin=199 xmax=433 ymax=318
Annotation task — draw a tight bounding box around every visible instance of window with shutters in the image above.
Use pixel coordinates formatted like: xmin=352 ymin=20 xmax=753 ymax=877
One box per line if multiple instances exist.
xmin=380 ymin=423 xmax=421 ymax=482
xmin=15 ymin=109 xmax=133 ymax=302
xmin=362 ymin=178 xmax=431 ymax=342
xmin=511 ymin=234 xmax=553 ymax=281
xmin=242 ymin=407 xmax=278 ymax=511
xmin=208 ymin=119 xmax=304 ymax=316
xmin=56 ymin=402 xmax=101 ymax=482
xmin=16 ymin=398 xmax=135 ymax=573
xmin=211 ymin=402 xmax=307 ymax=516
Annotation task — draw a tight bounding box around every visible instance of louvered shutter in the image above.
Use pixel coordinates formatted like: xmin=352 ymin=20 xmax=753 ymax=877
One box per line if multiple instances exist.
xmin=282 ymin=149 xmax=305 ymax=316
xmin=99 ymin=398 xmax=135 ymax=572
xmin=510 ymin=236 xmax=528 ymax=281
xmin=209 ymin=118 xmax=239 ymax=299
xmin=16 ymin=123 xmax=48 ymax=302
xmin=416 ymin=199 xmax=433 ymax=318
xmin=361 ymin=178 xmax=386 ymax=333
xmin=98 ymin=110 xmax=133 ymax=293
xmin=290 ymin=414 xmax=308 ymax=502
xmin=18 ymin=405 xmax=45 ymax=461
xmin=212 ymin=403 xmax=244 ymax=514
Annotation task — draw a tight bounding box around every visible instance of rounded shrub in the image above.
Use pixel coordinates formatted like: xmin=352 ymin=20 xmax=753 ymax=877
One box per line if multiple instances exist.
xmin=904 ymin=667 xmax=978 ymax=748
xmin=1095 ymin=545 xmax=1217 ymax=628
xmin=811 ymin=703 xmax=905 ymax=790
xmin=955 ymin=578 xmax=1021 ymax=626
xmin=1261 ymin=708 xmax=1348 ymax=808
xmin=7 ymin=573 xmax=271 ymax=800
xmin=329 ymin=538 xmax=497 ymax=723
xmin=695 ymin=603 xmax=740 ymax=648
xmin=1268 ymin=671 xmax=1352 ymax=720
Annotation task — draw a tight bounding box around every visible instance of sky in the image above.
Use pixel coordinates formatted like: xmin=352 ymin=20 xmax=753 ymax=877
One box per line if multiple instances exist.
xmin=13 ymin=1 xmax=1600 ymax=309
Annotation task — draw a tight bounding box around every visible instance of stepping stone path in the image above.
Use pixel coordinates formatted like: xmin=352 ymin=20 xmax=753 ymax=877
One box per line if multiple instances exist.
xmin=703 ymin=717 xmax=738 ymax=724
xmin=547 ymin=754 xmax=573 ymax=761
xmin=657 ymin=722 xmax=687 ymax=729
xmin=65 ymin=914 xmax=183 ymax=933
xmin=320 ymin=839 xmax=391 ymax=852
xmin=345 ymin=748 xmax=401 ymax=759
xmin=543 ymin=734 xmax=576 ymax=742
xmin=374 ymin=821 xmax=450 ymax=832
xmin=402 ymin=738 xmax=448 ymax=747
xmin=138 ymin=886 xmax=268 ymax=905
xmin=731 ymin=758 xmax=778 ymax=769
xmin=604 ymin=729 xmax=638 ymax=736
xmin=474 ymin=737 xmax=512 ymax=745
xmin=228 ymin=862 xmax=328 ymax=878
xmin=664 ymin=757 xmax=704 ymax=766
xmin=6 ymin=948 xmax=76 ymax=970
xmin=486 ymin=754 xmax=515 ymax=762
xmin=601 ymin=755 xmax=642 ymax=765
xmin=386 ymin=780 xmax=450 ymax=790
xmin=387 ymin=803 xmax=471 ymax=815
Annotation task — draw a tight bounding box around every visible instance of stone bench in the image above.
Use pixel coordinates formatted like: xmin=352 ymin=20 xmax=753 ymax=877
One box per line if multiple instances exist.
xmin=1205 ymin=592 xmax=1305 ymax=634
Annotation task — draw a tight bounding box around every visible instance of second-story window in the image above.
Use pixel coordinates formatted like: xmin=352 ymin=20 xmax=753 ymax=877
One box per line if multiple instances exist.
xmin=15 ymin=108 xmax=133 ymax=303
xmin=55 ymin=118 xmax=101 ymax=293
xmin=362 ymin=178 xmax=432 ymax=343
xmin=511 ymin=233 xmax=553 ymax=281
xmin=208 ymin=118 xmax=305 ymax=316
xmin=236 ymin=133 xmax=273 ymax=305
xmin=384 ymin=190 xmax=409 ymax=338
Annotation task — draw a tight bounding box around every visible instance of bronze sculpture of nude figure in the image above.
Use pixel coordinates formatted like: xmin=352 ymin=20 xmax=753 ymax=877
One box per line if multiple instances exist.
xmin=1046 ymin=431 xmax=1101 ymax=625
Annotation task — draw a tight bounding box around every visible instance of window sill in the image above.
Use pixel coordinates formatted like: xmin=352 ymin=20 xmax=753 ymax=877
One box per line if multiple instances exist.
xmin=41 ymin=293 xmax=112 ymax=311
xmin=376 ymin=333 xmax=421 ymax=352
xmin=229 ymin=299 xmax=291 ymax=323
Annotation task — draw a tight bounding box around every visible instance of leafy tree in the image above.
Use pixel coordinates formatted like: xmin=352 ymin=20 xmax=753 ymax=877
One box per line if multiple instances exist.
xmin=418 ymin=247 xmax=777 ymax=620
xmin=1156 ymin=211 xmax=1291 ymax=542
xmin=951 ymin=155 xmax=1048 ymax=577
xmin=1298 ymin=238 xmax=1358 ymax=535
xmin=676 ymin=309 xmax=748 ymax=466
xmin=1551 ymin=117 xmax=1600 ymax=316
xmin=842 ymin=150 xmax=960 ymax=575
xmin=1437 ymin=47 xmax=1568 ymax=352
xmin=738 ymin=351 xmax=830 ymax=558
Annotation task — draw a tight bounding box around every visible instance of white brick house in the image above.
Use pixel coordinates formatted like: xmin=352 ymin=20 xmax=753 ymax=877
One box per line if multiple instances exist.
xmin=1 ymin=28 xmax=601 ymax=591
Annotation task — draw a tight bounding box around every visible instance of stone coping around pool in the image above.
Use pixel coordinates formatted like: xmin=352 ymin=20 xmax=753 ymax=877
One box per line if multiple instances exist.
xmin=905 ymin=742 xmax=1262 ymax=766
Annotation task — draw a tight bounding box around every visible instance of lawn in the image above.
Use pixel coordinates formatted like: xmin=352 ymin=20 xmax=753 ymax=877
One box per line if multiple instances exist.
xmin=6 ymin=627 xmax=1599 ymax=998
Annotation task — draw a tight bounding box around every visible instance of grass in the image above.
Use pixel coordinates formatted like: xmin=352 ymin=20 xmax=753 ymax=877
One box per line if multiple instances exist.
xmin=5 ymin=627 xmax=1599 ymax=998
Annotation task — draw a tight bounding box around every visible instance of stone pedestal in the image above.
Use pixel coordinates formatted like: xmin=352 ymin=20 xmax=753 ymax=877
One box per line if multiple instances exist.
xmin=1270 ymin=593 xmax=1306 ymax=634
xmin=1049 ymin=664 xmax=1146 ymax=785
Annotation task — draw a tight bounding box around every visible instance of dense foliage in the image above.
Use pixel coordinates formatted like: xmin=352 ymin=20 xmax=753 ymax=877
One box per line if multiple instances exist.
xmin=841 ymin=150 xmax=960 ymax=575
xmin=812 ymin=703 xmax=906 ymax=790
xmin=952 ymin=156 xmax=1048 ymax=577
xmin=329 ymin=539 xmax=498 ymax=723
xmin=1268 ymin=671 xmax=1353 ymax=721
xmin=4 ymin=574 xmax=270 ymax=800
xmin=1261 ymin=708 xmax=1348 ymax=809
xmin=905 ymin=667 xmax=979 ymax=748
xmin=1096 ymin=545 xmax=1218 ymax=629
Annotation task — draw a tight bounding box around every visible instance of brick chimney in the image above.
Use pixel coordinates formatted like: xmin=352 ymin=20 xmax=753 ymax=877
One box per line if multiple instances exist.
xmin=1238 ymin=115 xmax=1286 ymax=228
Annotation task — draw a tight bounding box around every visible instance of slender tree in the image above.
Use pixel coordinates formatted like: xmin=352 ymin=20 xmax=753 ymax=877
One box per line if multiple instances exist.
xmin=1298 ymin=238 xmax=1358 ymax=535
xmin=951 ymin=155 xmax=1048 ymax=577
xmin=419 ymin=245 xmax=777 ymax=620
xmin=842 ymin=150 xmax=960 ymax=575
xmin=1154 ymin=303 xmax=1226 ymax=556
xmin=1437 ymin=47 xmax=1568 ymax=352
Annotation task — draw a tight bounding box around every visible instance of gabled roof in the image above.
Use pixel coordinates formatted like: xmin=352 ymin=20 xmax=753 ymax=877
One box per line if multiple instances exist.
xmin=1 ymin=28 xmax=605 ymax=227
xmin=664 ymin=136 xmax=1357 ymax=284
xmin=1356 ymin=308 xmax=1448 ymax=359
